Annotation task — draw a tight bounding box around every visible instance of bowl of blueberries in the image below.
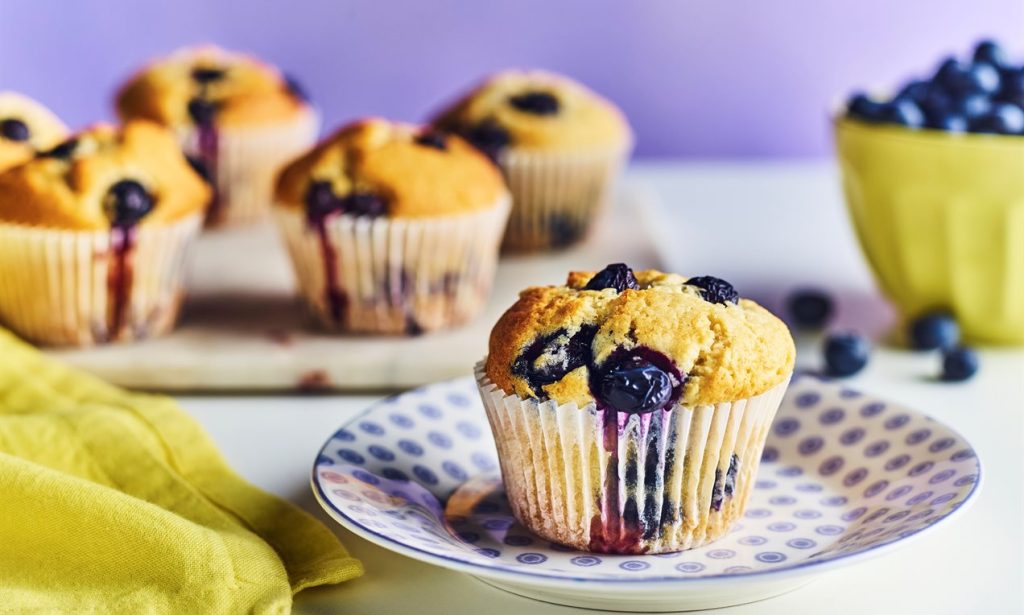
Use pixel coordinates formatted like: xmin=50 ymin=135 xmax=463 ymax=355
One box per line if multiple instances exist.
xmin=835 ymin=39 xmax=1024 ymax=345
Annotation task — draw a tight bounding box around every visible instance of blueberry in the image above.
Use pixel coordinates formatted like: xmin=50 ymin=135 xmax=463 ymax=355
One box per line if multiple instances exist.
xmin=968 ymin=62 xmax=1002 ymax=95
xmin=941 ymin=347 xmax=979 ymax=382
xmin=0 ymin=118 xmax=30 ymax=142
xmin=191 ymin=67 xmax=225 ymax=83
xmin=908 ymin=312 xmax=959 ymax=351
xmin=463 ymin=119 xmax=510 ymax=160
xmin=343 ymin=193 xmax=387 ymax=217
xmin=885 ymin=99 xmax=925 ymax=128
xmin=971 ymin=103 xmax=1024 ymax=134
xmin=927 ymin=112 xmax=968 ymax=132
xmin=38 ymin=138 xmax=77 ymax=159
xmin=584 ymin=263 xmax=640 ymax=293
xmin=305 ymin=180 xmax=341 ymax=220
xmin=513 ymin=325 xmax=597 ymax=396
xmin=283 ymin=73 xmax=309 ymax=102
xmin=973 ymin=40 xmax=1007 ymax=68
xmin=185 ymin=155 xmax=212 ymax=184
xmin=787 ymin=289 xmax=834 ymax=329
xmin=187 ymin=98 xmax=218 ymax=126
xmin=686 ymin=276 xmax=739 ymax=305
xmin=997 ymin=68 xmax=1024 ymax=107
xmin=823 ymin=333 xmax=870 ymax=377
xmin=414 ymin=131 xmax=447 ymax=150
xmin=548 ymin=214 xmax=584 ymax=248
xmin=847 ymin=94 xmax=889 ymax=123
xmin=103 ymin=179 xmax=154 ymax=227
xmin=955 ymin=92 xmax=992 ymax=119
xmin=508 ymin=91 xmax=560 ymax=115
xmin=895 ymin=80 xmax=931 ymax=104
xmin=592 ymin=350 xmax=677 ymax=414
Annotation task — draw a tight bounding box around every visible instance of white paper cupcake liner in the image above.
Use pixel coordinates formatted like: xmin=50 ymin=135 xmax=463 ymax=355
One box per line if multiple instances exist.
xmin=179 ymin=109 xmax=319 ymax=228
xmin=498 ymin=144 xmax=631 ymax=252
xmin=475 ymin=363 xmax=791 ymax=554
xmin=0 ymin=214 xmax=202 ymax=346
xmin=275 ymin=196 xmax=511 ymax=335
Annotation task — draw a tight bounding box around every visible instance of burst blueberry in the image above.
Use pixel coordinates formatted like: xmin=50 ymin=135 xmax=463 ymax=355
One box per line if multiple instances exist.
xmin=187 ymin=98 xmax=218 ymax=126
xmin=908 ymin=312 xmax=959 ymax=351
xmin=104 ymin=179 xmax=154 ymax=227
xmin=787 ymin=288 xmax=834 ymax=329
xmin=508 ymin=91 xmax=560 ymax=115
xmin=941 ymin=346 xmax=979 ymax=382
xmin=191 ymin=67 xmax=225 ymax=83
xmin=687 ymin=276 xmax=739 ymax=305
xmin=464 ymin=119 xmax=511 ymax=159
xmin=823 ymin=333 xmax=870 ymax=377
xmin=344 ymin=193 xmax=388 ymax=217
xmin=0 ymin=118 xmax=29 ymax=142
xmin=512 ymin=325 xmax=597 ymax=396
xmin=593 ymin=350 xmax=678 ymax=414
xmin=305 ymin=180 xmax=340 ymax=220
xmin=585 ymin=263 xmax=639 ymax=293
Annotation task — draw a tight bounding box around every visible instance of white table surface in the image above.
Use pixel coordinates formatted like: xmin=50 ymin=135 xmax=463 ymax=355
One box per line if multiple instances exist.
xmin=180 ymin=161 xmax=1024 ymax=615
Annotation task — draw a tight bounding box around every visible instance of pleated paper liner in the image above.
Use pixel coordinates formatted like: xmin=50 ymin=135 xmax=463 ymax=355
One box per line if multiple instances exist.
xmin=498 ymin=143 xmax=632 ymax=252
xmin=178 ymin=108 xmax=320 ymax=228
xmin=475 ymin=364 xmax=791 ymax=554
xmin=275 ymin=196 xmax=511 ymax=335
xmin=0 ymin=214 xmax=202 ymax=346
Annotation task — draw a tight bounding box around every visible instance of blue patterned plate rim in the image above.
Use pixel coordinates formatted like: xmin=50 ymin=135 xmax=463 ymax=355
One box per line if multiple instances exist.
xmin=311 ymin=373 xmax=983 ymax=587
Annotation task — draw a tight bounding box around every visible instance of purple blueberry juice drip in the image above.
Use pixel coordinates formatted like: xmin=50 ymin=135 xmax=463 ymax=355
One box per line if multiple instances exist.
xmin=196 ymin=122 xmax=220 ymax=223
xmin=710 ymin=454 xmax=742 ymax=512
xmin=106 ymin=224 xmax=136 ymax=340
xmin=310 ymin=214 xmax=347 ymax=325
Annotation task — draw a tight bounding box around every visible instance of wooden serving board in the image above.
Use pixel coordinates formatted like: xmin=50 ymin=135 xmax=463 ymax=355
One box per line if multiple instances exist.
xmin=47 ymin=183 xmax=661 ymax=392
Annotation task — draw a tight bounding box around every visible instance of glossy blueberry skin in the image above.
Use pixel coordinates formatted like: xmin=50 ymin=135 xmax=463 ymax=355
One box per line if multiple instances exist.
xmin=941 ymin=347 xmax=979 ymax=382
xmin=305 ymin=181 xmax=340 ymax=220
xmin=908 ymin=313 xmax=959 ymax=351
xmin=928 ymin=112 xmax=968 ymax=132
xmin=955 ymin=93 xmax=993 ymax=119
xmin=973 ymin=40 xmax=1008 ymax=68
xmin=895 ymin=80 xmax=931 ymax=104
xmin=934 ymin=58 xmax=999 ymax=95
xmin=971 ymin=103 xmax=1024 ymax=134
xmin=104 ymin=179 xmax=154 ymax=227
xmin=0 ymin=118 xmax=30 ymax=142
xmin=686 ymin=276 xmax=739 ymax=305
xmin=885 ymin=99 xmax=925 ymax=128
xmin=787 ymin=289 xmax=834 ymax=329
xmin=585 ymin=263 xmax=640 ymax=293
xmin=823 ymin=333 xmax=870 ymax=377
xmin=847 ymin=94 xmax=889 ymax=123
xmin=593 ymin=352 xmax=675 ymax=414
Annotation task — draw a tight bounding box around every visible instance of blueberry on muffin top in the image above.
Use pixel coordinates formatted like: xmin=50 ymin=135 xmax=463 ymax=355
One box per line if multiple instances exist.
xmin=116 ymin=45 xmax=312 ymax=128
xmin=0 ymin=92 xmax=68 ymax=172
xmin=0 ymin=121 xmax=210 ymax=229
xmin=431 ymin=69 xmax=632 ymax=156
xmin=485 ymin=264 xmax=795 ymax=409
xmin=275 ymin=118 xmax=509 ymax=219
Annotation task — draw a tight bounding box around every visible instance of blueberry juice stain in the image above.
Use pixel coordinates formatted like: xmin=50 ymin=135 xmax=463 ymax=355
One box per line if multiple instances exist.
xmin=106 ymin=223 xmax=137 ymax=340
xmin=304 ymin=182 xmax=348 ymax=326
xmin=188 ymin=98 xmax=221 ymax=223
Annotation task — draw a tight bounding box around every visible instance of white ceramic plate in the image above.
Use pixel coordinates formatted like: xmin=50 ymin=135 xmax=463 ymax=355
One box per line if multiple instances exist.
xmin=312 ymin=374 xmax=981 ymax=612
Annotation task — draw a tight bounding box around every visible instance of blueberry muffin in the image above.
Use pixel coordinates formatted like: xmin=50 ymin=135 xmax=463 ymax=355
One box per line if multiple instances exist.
xmin=476 ymin=264 xmax=795 ymax=554
xmin=432 ymin=70 xmax=632 ymax=251
xmin=116 ymin=45 xmax=319 ymax=227
xmin=0 ymin=92 xmax=68 ymax=172
xmin=274 ymin=118 xmax=511 ymax=334
xmin=0 ymin=121 xmax=210 ymax=346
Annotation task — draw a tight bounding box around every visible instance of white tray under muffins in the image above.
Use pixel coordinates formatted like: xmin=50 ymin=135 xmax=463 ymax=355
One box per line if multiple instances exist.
xmin=45 ymin=183 xmax=660 ymax=391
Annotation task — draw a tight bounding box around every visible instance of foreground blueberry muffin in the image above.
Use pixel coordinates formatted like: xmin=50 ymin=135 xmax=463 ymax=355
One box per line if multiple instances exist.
xmin=116 ymin=45 xmax=319 ymax=227
xmin=432 ymin=70 xmax=632 ymax=251
xmin=274 ymin=118 xmax=511 ymax=335
xmin=477 ymin=264 xmax=795 ymax=554
xmin=0 ymin=121 xmax=210 ymax=345
xmin=0 ymin=92 xmax=68 ymax=172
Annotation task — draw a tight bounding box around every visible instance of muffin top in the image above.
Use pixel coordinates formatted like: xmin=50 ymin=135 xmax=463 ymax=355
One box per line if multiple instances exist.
xmin=0 ymin=121 xmax=210 ymax=230
xmin=275 ymin=118 xmax=509 ymax=219
xmin=116 ymin=45 xmax=311 ymax=128
xmin=0 ymin=92 xmax=68 ymax=172
xmin=431 ymin=69 xmax=632 ymax=157
xmin=485 ymin=264 xmax=795 ymax=409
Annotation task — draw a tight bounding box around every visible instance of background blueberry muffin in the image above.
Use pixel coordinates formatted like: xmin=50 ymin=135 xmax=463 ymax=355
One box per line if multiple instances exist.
xmin=274 ymin=118 xmax=511 ymax=335
xmin=0 ymin=121 xmax=210 ymax=346
xmin=432 ymin=70 xmax=632 ymax=251
xmin=477 ymin=264 xmax=794 ymax=554
xmin=116 ymin=45 xmax=319 ymax=227
xmin=0 ymin=92 xmax=68 ymax=172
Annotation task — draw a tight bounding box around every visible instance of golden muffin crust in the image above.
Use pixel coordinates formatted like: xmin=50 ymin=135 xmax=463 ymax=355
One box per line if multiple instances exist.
xmin=0 ymin=92 xmax=68 ymax=172
xmin=486 ymin=266 xmax=795 ymax=408
xmin=0 ymin=121 xmax=210 ymax=230
xmin=275 ymin=118 xmax=509 ymax=218
xmin=432 ymin=69 xmax=631 ymax=153
xmin=116 ymin=45 xmax=310 ymax=128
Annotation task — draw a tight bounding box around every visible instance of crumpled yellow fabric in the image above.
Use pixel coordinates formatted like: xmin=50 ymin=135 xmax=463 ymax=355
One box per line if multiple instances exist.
xmin=0 ymin=329 xmax=362 ymax=613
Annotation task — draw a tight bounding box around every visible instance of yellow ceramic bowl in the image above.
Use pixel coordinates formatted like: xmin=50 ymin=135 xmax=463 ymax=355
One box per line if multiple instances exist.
xmin=835 ymin=116 xmax=1024 ymax=345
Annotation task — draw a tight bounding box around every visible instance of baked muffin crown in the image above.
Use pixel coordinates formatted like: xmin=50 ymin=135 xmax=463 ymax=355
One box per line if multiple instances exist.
xmin=0 ymin=121 xmax=211 ymax=230
xmin=485 ymin=265 xmax=796 ymax=408
xmin=432 ymin=69 xmax=632 ymax=155
xmin=0 ymin=92 xmax=68 ymax=172
xmin=275 ymin=118 xmax=509 ymax=218
xmin=116 ymin=45 xmax=311 ymax=128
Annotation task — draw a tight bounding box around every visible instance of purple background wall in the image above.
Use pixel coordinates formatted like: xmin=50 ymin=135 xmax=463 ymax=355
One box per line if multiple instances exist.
xmin=1 ymin=1 xmax=1020 ymax=158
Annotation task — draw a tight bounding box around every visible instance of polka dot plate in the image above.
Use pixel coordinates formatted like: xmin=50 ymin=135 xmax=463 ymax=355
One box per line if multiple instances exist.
xmin=312 ymin=374 xmax=982 ymax=612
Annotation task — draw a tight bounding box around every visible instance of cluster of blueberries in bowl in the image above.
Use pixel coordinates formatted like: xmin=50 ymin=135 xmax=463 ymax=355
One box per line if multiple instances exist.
xmin=846 ymin=39 xmax=1024 ymax=135
xmin=787 ymin=290 xmax=978 ymax=382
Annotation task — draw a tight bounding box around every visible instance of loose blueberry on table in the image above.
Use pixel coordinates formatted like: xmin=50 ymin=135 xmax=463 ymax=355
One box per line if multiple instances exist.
xmin=823 ymin=332 xmax=871 ymax=377
xmin=787 ymin=288 xmax=834 ymax=329
xmin=908 ymin=312 xmax=960 ymax=351
xmin=0 ymin=118 xmax=30 ymax=142
xmin=941 ymin=346 xmax=979 ymax=382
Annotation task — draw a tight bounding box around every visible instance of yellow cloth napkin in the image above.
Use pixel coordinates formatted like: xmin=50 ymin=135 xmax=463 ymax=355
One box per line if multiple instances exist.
xmin=0 ymin=329 xmax=363 ymax=613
